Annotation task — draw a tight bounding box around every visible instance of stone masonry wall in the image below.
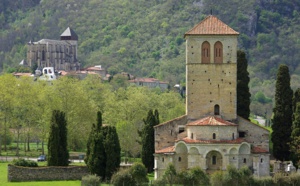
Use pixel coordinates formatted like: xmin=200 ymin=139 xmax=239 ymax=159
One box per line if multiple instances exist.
xmin=8 ymin=164 xmax=89 ymax=182
xmin=237 ymin=116 xmax=269 ymax=150
xmin=154 ymin=115 xmax=187 ymax=151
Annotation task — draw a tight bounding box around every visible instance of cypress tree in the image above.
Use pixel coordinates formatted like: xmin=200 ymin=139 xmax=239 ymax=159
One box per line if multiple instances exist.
xmin=85 ymin=111 xmax=121 ymax=180
xmin=47 ymin=110 xmax=69 ymax=166
xmin=272 ymin=64 xmax=293 ymax=161
xmin=237 ymin=50 xmax=251 ymax=120
xmin=104 ymin=126 xmax=121 ymax=180
xmin=140 ymin=109 xmax=160 ymax=173
xmin=290 ymin=88 xmax=300 ymax=168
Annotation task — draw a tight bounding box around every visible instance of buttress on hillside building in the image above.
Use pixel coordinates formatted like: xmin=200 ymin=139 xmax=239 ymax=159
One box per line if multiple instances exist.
xmin=154 ymin=15 xmax=270 ymax=179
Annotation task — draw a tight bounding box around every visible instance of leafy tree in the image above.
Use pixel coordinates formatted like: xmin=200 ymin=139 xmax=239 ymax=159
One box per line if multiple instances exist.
xmin=139 ymin=109 xmax=160 ymax=173
xmin=272 ymin=64 xmax=293 ymax=161
xmin=237 ymin=50 xmax=251 ymax=120
xmin=47 ymin=110 xmax=69 ymax=166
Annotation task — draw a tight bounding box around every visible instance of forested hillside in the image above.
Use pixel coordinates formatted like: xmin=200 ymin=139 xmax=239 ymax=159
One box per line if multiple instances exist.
xmin=1 ymin=0 xmax=300 ymax=117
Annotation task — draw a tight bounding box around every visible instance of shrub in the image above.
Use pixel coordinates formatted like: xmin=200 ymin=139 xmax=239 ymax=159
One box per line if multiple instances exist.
xmin=12 ymin=159 xmax=38 ymax=167
xmin=81 ymin=174 xmax=101 ymax=186
xmin=129 ymin=162 xmax=148 ymax=185
xmin=288 ymin=173 xmax=300 ymax=185
xmin=253 ymin=176 xmax=274 ymax=186
xmin=273 ymin=172 xmax=289 ymax=185
xmin=111 ymin=168 xmax=136 ymax=186
xmin=210 ymin=170 xmax=224 ymax=186
xmin=177 ymin=167 xmax=209 ymax=186
xmin=152 ymin=179 xmax=167 ymax=186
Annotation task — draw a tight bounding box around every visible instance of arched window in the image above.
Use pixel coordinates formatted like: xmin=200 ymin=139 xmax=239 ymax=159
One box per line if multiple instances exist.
xmin=232 ymin=133 xmax=235 ymax=140
xmin=202 ymin=41 xmax=210 ymax=63
xmin=42 ymin=50 xmax=45 ymax=61
xmin=213 ymin=133 xmax=216 ymax=139
xmin=191 ymin=133 xmax=193 ymax=139
xmin=212 ymin=155 xmax=217 ymax=165
xmin=178 ymin=157 xmax=181 ymax=162
xmin=214 ymin=104 xmax=220 ymax=115
xmin=243 ymin=158 xmax=247 ymax=163
xmin=214 ymin=41 xmax=223 ymax=63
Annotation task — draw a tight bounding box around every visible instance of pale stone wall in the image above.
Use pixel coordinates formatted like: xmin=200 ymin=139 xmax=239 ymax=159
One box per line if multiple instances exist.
xmin=27 ymin=41 xmax=79 ymax=72
xmin=154 ymin=154 xmax=174 ymax=179
xmin=186 ymin=63 xmax=237 ymax=121
xmin=154 ymin=115 xmax=187 ymax=150
xmin=8 ymin=164 xmax=89 ymax=182
xmin=237 ymin=116 xmax=270 ymax=150
xmin=187 ymin=125 xmax=237 ymax=140
xmin=186 ymin=35 xmax=238 ymax=121
xmin=253 ymin=154 xmax=270 ymax=176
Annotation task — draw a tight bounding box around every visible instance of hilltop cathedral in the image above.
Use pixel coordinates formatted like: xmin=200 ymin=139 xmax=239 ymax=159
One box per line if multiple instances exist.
xmin=26 ymin=27 xmax=80 ymax=72
xmin=154 ymin=15 xmax=270 ymax=179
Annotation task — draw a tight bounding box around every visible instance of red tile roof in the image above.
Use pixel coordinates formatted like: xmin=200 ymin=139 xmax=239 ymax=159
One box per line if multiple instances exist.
xmin=185 ymin=15 xmax=239 ymax=36
xmin=128 ymin=78 xmax=168 ymax=84
xmin=252 ymin=146 xmax=269 ymax=153
xmin=155 ymin=146 xmax=175 ymax=154
xmin=177 ymin=137 xmax=245 ymax=144
xmin=85 ymin=66 xmax=105 ymax=71
xmin=186 ymin=116 xmax=238 ymax=126
xmin=13 ymin=73 xmax=32 ymax=77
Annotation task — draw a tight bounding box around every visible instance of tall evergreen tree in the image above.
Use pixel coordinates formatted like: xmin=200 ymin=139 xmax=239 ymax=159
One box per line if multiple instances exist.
xmin=272 ymin=64 xmax=293 ymax=161
xmin=47 ymin=110 xmax=69 ymax=166
xmin=290 ymin=88 xmax=300 ymax=168
xmin=104 ymin=126 xmax=121 ymax=180
xmin=85 ymin=111 xmax=120 ymax=180
xmin=237 ymin=50 xmax=251 ymax=120
xmin=140 ymin=109 xmax=160 ymax=173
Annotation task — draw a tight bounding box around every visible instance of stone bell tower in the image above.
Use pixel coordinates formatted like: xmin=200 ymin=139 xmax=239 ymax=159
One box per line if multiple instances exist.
xmin=184 ymin=15 xmax=239 ymax=121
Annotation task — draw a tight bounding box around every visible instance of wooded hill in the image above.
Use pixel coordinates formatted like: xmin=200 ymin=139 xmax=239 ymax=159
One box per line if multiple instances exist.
xmin=1 ymin=0 xmax=300 ymax=117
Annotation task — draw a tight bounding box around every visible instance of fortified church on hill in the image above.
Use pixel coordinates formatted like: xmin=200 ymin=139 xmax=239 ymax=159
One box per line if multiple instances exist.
xmin=154 ymin=15 xmax=270 ymax=179
xmin=26 ymin=27 xmax=80 ymax=72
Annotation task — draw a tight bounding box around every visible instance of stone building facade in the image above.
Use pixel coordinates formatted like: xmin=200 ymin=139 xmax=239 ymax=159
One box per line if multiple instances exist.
xmin=154 ymin=15 xmax=270 ymax=179
xmin=26 ymin=27 xmax=80 ymax=72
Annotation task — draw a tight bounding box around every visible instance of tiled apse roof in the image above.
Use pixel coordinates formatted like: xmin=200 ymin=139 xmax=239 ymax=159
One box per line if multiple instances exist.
xmin=186 ymin=116 xmax=238 ymax=126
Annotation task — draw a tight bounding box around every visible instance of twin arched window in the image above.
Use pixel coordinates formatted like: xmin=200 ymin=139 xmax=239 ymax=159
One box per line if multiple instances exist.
xmin=201 ymin=41 xmax=223 ymax=63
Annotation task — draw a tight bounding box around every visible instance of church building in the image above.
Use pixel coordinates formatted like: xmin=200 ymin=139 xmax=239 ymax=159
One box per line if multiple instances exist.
xmin=154 ymin=15 xmax=270 ymax=179
xmin=26 ymin=27 xmax=80 ymax=72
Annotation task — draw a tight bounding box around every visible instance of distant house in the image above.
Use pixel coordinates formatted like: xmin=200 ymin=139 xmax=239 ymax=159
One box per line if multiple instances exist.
xmin=128 ymin=78 xmax=168 ymax=90
xmin=84 ymin=65 xmax=107 ymax=78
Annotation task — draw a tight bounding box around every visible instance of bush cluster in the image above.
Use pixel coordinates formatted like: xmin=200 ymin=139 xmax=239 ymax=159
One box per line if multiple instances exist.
xmin=111 ymin=162 xmax=148 ymax=186
xmin=81 ymin=174 xmax=101 ymax=186
xmin=12 ymin=159 xmax=38 ymax=167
